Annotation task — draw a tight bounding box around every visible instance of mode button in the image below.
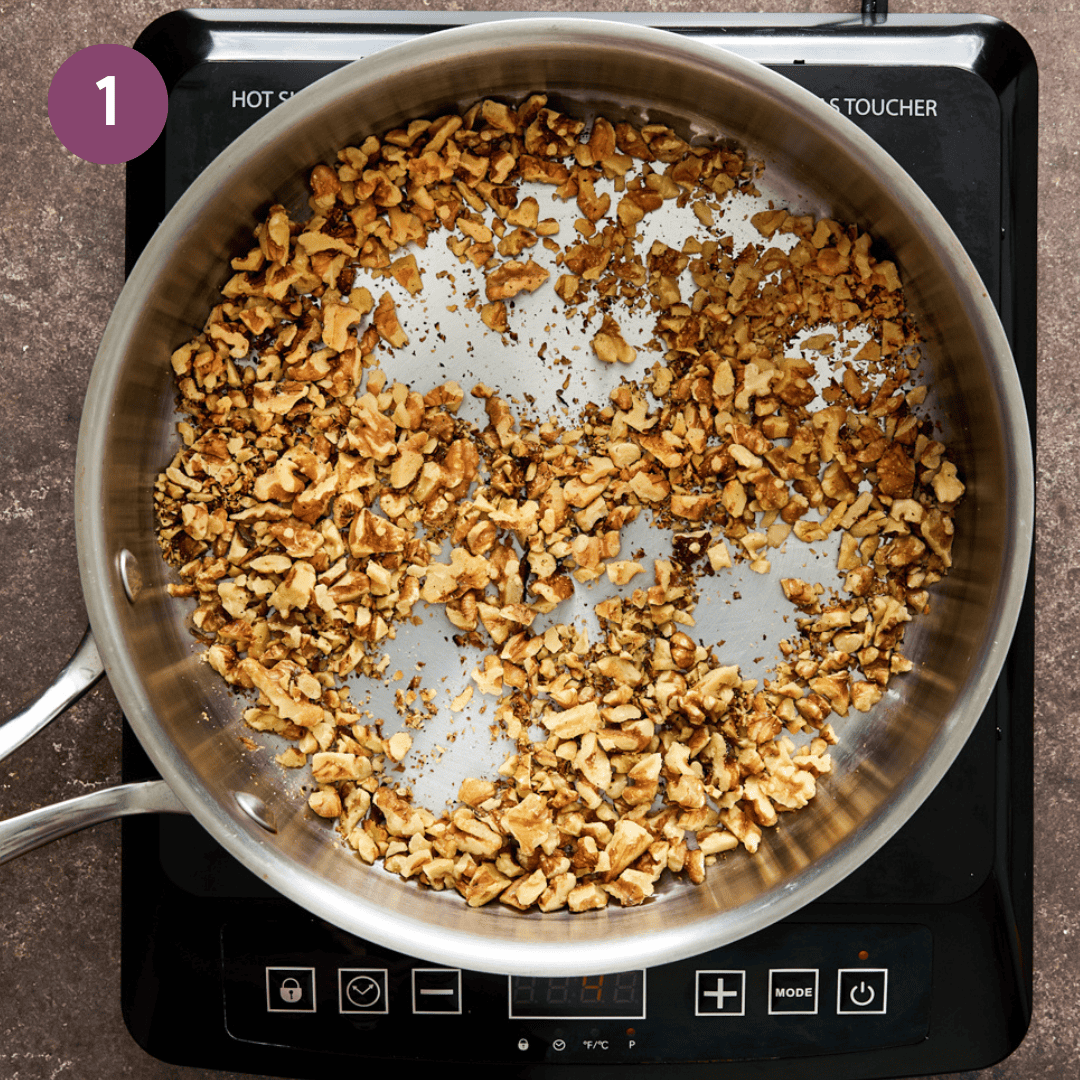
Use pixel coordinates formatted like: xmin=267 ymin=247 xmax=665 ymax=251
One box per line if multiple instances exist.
xmin=768 ymin=969 xmax=819 ymax=1015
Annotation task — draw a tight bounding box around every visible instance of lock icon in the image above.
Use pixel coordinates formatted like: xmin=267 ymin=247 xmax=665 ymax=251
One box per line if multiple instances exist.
xmin=279 ymin=977 xmax=304 ymax=1004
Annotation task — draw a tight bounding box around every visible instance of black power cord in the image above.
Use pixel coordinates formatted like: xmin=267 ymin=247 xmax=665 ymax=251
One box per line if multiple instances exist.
xmin=861 ymin=0 xmax=889 ymax=22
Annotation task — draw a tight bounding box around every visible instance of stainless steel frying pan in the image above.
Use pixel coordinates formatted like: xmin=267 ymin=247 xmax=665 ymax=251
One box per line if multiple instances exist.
xmin=0 ymin=18 xmax=1032 ymax=976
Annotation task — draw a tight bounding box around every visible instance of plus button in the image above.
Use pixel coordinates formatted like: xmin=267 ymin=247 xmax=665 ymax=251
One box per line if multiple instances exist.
xmin=696 ymin=970 xmax=745 ymax=1015
xmin=704 ymin=978 xmax=740 ymax=1006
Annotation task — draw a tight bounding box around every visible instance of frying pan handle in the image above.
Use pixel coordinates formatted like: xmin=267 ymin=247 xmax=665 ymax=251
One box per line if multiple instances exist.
xmin=0 ymin=627 xmax=105 ymax=763
xmin=0 ymin=779 xmax=188 ymax=864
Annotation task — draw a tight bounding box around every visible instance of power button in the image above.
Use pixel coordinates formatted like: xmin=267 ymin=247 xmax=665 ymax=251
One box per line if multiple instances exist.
xmin=837 ymin=969 xmax=888 ymax=1014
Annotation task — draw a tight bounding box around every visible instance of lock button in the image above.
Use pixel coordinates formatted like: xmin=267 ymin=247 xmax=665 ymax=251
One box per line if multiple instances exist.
xmin=266 ymin=967 xmax=316 ymax=1012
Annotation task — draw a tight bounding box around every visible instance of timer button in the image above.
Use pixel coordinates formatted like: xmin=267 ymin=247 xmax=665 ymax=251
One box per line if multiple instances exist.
xmin=339 ymin=968 xmax=388 ymax=1014
xmin=837 ymin=969 xmax=888 ymax=1015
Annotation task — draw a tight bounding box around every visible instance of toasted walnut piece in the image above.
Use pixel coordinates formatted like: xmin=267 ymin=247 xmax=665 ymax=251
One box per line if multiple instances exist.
xmin=389 ymin=448 xmax=424 ymax=490
xmin=669 ymin=633 xmax=698 ymax=670
xmin=606 ymin=868 xmax=655 ymax=906
xmin=684 ymin=848 xmax=706 ymax=885
xmin=706 ymin=540 xmax=732 ymax=571
xmin=485 ymin=259 xmax=550 ymax=301
xmin=621 ymin=752 xmax=662 ymax=806
xmin=481 ymin=301 xmax=508 ymax=332
xmin=781 ymin=578 xmax=821 ymax=611
xmin=811 ymin=673 xmax=851 ymax=717
xmin=374 ymin=788 xmax=430 ymax=837
xmin=574 ymin=732 xmax=612 ymax=792
xmin=720 ymin=805 xmax=762 ymax=854
xmin=275 ymin=747 xmax=307 ymax=769
xmin=459 ymin=777 xmax=496 ymax=807
xmin=671 ymin=493 xmax=714 ymax=521
xmin=932 ymin=460 xmax=965 ymax=504
xmin=420 ymin=857 xmax=456 ymax=889
xmin=751 ymin=208 xmax=788 ymax=237
xmin=462 ymin=863 xmax=513 ymax=907
xmin=240 ymin=659 xmax=324 ymax=728
xmin=697 ymin=830 xmax=738 ymax=856
xmin=568 ymin=882 xmax=609 ymax=912
xmin=349 ymin=509 xmax=410 ymax=557
xmin=424 ymin=379 xmax=465 ymax=413
xmin=385 ymin=731 xmax=413 ymax=762
xmin=850 ymin=681 xmax=884 ymax=712
xmin=919 ymin=507 xmax=955 ymax=566
xmin=347 ymin=394 xmax=398 ymax=461
xmin=606 ymin=560 xmax=644 ymax=585
xmin=877 ymin=443 xmax=915 ymax=498
xmin=252 ymin=447 xmax=307 ymax=499
xmin=309 ymin=789 xmax=343 ymax=818
xmin=542 ymin=701 xmax=601 ymax=738
xmin=595 ymin=655 xmax=644 ymax=687
xmin=451 ymin=808 xmax=504 ymax=859
xmin=373 ymin=292 xmax=408 ymax=348
xmin=471 ymin=655 xmax=505 ymax=695
xmin=500 ymin=869 xmax=548 ymax=910
xmin=388 ymin=252 xmax=423 ymax=295
xmin=628 ymin=471 xmax=670 ymax=502
xmin=269 ymin=561 xmax=317 ymax=616
xmin=311 ymin=753 xmax=366 ymax=782
xmin=592 ymin=315 xmax=637 ymax=365
xmin=538 ymin=872 xmax=577 ymax=912
xmin=604 ymin=818 xmax=653 ymax=880
xmin=501 ymin=793 xmax=552 ymax=855
xmin=322 ymin=302 xmax=364 ymax=352
xmin=352 ymin=824 xmax=385 ymax=865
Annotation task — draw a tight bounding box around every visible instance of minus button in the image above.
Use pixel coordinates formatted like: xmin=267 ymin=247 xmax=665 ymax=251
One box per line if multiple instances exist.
xmin=412 ymin=968 xmax=462 ymax=1014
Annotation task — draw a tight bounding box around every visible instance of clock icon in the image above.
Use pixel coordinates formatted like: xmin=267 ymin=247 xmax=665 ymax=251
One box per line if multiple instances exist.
xmin=339 ymin=969 xmax=388 ymax=1013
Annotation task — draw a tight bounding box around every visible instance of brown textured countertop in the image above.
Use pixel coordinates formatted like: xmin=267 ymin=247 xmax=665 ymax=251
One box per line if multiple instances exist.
xmin=0 ymin=1 xmax=1073 ymax=1077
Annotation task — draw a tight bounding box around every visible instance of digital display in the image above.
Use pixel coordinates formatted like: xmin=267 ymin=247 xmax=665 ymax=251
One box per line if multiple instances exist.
xmin=508 ymin=971 xmax=646 ymax=1019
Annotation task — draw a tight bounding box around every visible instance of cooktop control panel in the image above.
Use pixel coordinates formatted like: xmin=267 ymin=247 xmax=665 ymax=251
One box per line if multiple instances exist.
xmin=222 ymin=919 xmax=932 ymax=1063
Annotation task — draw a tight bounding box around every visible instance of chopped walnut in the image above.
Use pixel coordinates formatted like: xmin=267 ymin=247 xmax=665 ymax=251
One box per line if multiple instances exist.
xmin=485 ymin=259 xmax=549 ymax=301
xmin=155 ymin=94 xmax=964 ymax=916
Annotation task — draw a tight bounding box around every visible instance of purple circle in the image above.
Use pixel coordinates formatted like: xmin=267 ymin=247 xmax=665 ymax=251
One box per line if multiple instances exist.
xmin=48 ymin=44 xmax=168 ymax=165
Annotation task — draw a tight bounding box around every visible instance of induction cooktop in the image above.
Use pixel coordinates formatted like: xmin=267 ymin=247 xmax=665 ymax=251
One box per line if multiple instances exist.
xmin=121 ymin=11 xmax=1035 ymax=1079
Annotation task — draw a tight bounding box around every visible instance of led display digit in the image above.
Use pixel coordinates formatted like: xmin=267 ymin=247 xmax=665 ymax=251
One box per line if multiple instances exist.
xmin=508 ymin=971 xmax=645 ymax=1019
